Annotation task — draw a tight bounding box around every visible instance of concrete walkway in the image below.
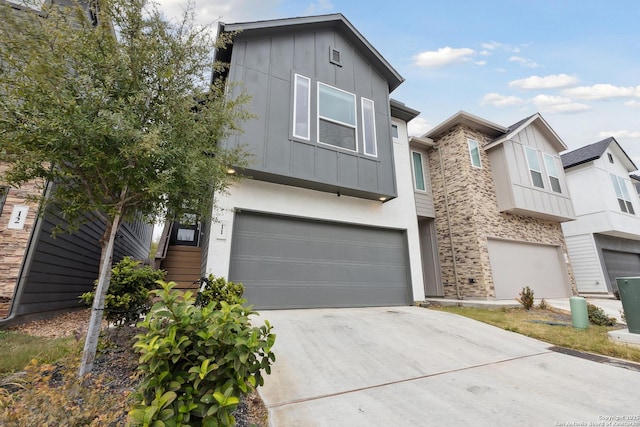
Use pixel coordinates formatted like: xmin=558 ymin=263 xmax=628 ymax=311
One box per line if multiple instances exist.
xmin=256 ymin=306 xmax=640 ymax=426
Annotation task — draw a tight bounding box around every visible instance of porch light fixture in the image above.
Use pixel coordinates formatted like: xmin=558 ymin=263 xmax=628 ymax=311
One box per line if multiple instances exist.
xmin=227 ymin=168 xmax=236 ymax=174
xmin=379 ymin=197 xmax=387 ymax=202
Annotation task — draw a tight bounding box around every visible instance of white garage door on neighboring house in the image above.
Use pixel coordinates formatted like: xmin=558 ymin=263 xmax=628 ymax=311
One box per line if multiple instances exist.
xmin=601 ymin=250 xmax=640 ymax=293
xmin=228 ymin=211 xmax=411 ymax=309
xmin=487 ymin=239 xmax=571 ymax=299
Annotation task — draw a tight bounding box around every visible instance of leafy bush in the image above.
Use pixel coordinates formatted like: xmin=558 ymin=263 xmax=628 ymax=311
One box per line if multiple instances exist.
xmin=587 ymin=303 xmax=617 ymax=326
xmin=195 ymin=274 xmax=244 ymax=309
xmin=517 ymin=286 xmax=535 ymax=310
xmin=538 ymin=298 xmax=548 ymax=310
xmin=128 ymin=281 xmax=275 ymax=427
xmin=80 ymin=257 xmax=165 ymax=326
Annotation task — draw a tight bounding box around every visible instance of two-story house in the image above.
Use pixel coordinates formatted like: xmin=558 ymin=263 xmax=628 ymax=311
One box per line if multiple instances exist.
xmin=0 ymin=0 xmax=152 ymax=324
xmin=194 ymin=14 xmax=425 ymax=309
xmin=561 ymin=137 xmax=640 ymax=295
xmin=420 ymin=111 xmax=577 ymax=300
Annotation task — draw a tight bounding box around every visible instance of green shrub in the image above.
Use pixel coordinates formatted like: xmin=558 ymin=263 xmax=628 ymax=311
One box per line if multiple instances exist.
xmin=517 ymin=286 xmax=534 ymax=310
xmin=80 ymin=257 xmax=165 ymax=326
xmin=587 ymin=303 xmax=617 ymax=326
xmin=128 ymin=281 xmax=275 ymax=427
xmin=538 ymin=298 xmax=548 ymax=310
xmin=195 ymin=274 xmax=244 ymax=309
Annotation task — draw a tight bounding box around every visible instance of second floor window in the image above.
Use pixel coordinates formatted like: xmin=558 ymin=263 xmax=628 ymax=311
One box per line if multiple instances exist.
xmin=610 ymin=174 xmax=635 ymax=214
xmin=525 ymin=146 xmax=544 ymax=189
xmin=468 ymin=139 xmax=481 ymax=168
xmin=412 ymin=151 xmax=426 ymax=191
xmin=391 ymin=124 xmax=399 ymax=140
xmin=292 ymin=74 xmax=378 ymax=157
xmin=543 ymin=153 xmax=562 ymax=193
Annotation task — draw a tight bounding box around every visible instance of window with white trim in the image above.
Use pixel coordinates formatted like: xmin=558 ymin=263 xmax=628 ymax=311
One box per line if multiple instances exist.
xmin=468 ymin=139 xmax=481 ymax=168
xmin=318 ymin=82 xmax=357 ymax=151
xmin=610 ymin=174 xmax=635 ymax=214
xmin=412 ymin=151 xmax=426 ymax=191
xmin=391 ymin=124 xmax=399 ymax=140
xmin=0 ymin=186 xmax=7 ymax=215
xmin=525 ymin=146 xmax=544 ymax=188
xmin=361 ymin=98 xmax=377 ymax=156
xmin=543 ymin=153 xmax=562 ymax=193
xmin=292 ymin=74 xmax=380 ymax=157
xmin=293 ymin=74 xmax=310 ymax=140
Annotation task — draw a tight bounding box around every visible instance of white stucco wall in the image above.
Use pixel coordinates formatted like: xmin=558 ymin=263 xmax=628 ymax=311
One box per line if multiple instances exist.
xmin=206 ymin=126 xmax=425 ymax=303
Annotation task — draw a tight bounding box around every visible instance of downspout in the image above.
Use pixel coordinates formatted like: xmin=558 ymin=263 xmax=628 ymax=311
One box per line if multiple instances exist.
xmin=438 ymin=147 xmax=462 ymax=300
xmin=0 ymin=181 xmax=52 ymax=327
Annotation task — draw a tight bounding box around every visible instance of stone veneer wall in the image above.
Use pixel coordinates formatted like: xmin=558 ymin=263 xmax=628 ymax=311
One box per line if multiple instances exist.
xmin=0 ymin=163 xmax=44 ymax=316
xmin=427 ymin=125 xmax=576 ymax=299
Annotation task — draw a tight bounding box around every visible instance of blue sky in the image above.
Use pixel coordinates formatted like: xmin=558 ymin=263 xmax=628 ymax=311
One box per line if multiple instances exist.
xmin=157 ymin=0 xmax=640 ymax=164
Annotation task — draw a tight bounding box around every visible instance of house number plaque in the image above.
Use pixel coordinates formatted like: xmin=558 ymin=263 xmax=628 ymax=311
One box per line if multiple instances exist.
xmin=7 ymin=205 xmax=29 ymax=230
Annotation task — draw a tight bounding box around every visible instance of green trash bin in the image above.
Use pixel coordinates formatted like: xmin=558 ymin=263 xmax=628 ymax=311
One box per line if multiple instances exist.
xmin=616 ymin=277 xmax=640 ymax=334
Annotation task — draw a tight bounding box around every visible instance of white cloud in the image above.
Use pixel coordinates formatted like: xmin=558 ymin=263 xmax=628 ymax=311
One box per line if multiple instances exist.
xmin=509 ymin=56 xmax=540 ymax=68
xmin=598 ymin=130 xmax=640 ymax=139
xmin=509 ymin=74 xmax=579 ymax=90
xmin=563 ymin=84 xmax=640 ymax=100
xmin=531 ymin=95 xmax=590 ymax=113
xmin=480 ymin=93 xmax=526 ymax=107
xmin=475 ymin=60 xmax=487 ymax=66
xmin=156 ymin=0 xmax=283 ymax=25
xmin=625 ymin=100 xmax=640 ymax=108
xmin=481 ymin=41 xmax=502 ymax=50
xmin=413 ymin=47 xmax=475 ymax=68
xmin=408 ymin=117 xmax=432 ymax=137
xmin=304 ymin=0 xmax=334 ymax=14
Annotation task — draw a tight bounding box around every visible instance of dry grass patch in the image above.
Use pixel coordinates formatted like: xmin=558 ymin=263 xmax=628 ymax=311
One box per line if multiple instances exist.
xmin=430 ymin=306 xmax=640 ymax=363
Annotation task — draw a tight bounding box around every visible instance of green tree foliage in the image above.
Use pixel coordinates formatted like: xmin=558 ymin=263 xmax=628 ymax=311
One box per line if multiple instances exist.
xmin=194 ymin=274 xmax=244 ymax=309
xmin=80 ymin=256 xmax=165 ymax=326
xmin=129 ymin=281 xmax=275 ymax=427
xmin=0 ymin=0 xmax=251 ymax=375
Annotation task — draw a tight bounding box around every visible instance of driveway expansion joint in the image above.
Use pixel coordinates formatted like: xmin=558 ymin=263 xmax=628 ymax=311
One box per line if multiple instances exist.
xmin=266 ymin=350 xmax=553 ymax=409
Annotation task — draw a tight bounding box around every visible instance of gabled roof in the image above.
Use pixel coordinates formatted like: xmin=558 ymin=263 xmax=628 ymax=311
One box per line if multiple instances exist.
xmin=215 ymin=14 xmax=404 ymax=91
xmin=561 ymin=137 xmax=637 ymax=171
xmin=485 ymin=113 xmax=567 ymax=151
xmin=423 ymin=110 xmax=507 ymax=140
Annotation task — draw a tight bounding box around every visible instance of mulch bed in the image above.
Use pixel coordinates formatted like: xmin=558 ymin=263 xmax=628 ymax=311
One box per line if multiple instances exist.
xmin=6 ymin=308 xmax=268 ymax=426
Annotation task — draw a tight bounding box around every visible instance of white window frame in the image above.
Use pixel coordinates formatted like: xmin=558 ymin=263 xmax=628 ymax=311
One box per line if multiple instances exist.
xmin=361 ymin=97 xmax=377 ymax=157
xmin=412 ymin=151 xmax=426 ymax=192
xmin=317 ymin=82 xmax=358 ymax=153
xmin=391 ymin=124 xmax=399 ymax=140
xmin=525 ymin=146 xmax=545 ymax=189
xmin=543 ymin=153 xmax=562 ymax=193
xmin=468 ymin=139 xmax=482 ymax=168
xmin=611 ymin=174 xmax=635 ymax=215
xmin=292 ymin=74 xmax=311 ymax=140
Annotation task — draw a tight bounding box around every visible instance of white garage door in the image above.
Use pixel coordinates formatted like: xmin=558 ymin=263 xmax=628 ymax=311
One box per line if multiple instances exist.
xmin=487 ymin=239 xmax=571 ymax=299
xmin=229 ymin=212 xmax=411 ymax=309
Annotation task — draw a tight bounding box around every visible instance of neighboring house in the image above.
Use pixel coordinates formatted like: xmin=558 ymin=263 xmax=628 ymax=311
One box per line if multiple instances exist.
xmin=561 ymin=137 xmax=640 ymax=295
xmin=0 ymin=0 xmax=152 ymax=323
xmin=421 ymin=111 xmax=577 ymax=300
xmin=163 ymin=14 xmax=425 ymax=309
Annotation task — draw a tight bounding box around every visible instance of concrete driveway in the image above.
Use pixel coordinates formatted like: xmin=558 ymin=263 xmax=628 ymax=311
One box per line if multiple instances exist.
xmin=255 ymin=306 xmax=640 ymax=426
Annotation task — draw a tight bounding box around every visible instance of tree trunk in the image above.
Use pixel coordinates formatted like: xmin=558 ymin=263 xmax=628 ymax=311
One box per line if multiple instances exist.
xmin=78 ymin=212 xmax=122 ymax=377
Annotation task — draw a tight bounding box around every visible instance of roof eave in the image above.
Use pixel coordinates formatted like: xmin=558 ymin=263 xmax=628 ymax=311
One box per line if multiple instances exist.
xmin=424 ymin=110 xmax=507 ymax=140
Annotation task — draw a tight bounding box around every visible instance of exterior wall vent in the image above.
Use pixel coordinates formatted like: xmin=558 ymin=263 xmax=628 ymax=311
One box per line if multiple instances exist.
xmin=329 ymin=46 xmax=342 ymax=66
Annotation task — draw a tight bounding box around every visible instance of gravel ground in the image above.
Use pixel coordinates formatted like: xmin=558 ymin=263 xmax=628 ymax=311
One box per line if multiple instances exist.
xmin=8 ymin=309 xmax=268 ymax=426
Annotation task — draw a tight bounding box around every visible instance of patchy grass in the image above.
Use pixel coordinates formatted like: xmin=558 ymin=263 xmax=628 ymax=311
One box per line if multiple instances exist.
xmin=0 ymin=331 xmax=78 ymax=378
xmin=430 ymin=306 xmax=640 ymax=363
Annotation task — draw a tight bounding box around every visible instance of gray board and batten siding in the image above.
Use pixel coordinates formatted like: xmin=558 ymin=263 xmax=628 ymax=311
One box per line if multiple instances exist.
xmin=217 ymin=15 xmax=401 ymax=201
xmin=7 ymin=200 xmax=152 ymax=320
xmin=228 ymin=211 xmax=411 ymax=309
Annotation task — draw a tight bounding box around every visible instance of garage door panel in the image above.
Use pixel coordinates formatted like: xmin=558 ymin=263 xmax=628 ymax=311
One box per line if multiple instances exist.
xmin=229 ymin=212 xmax=410 ymax=309
xmin=488 ymin=239 xmax=571 ymax=299
xmin=602 ymin=250 xmax=640 ymax=292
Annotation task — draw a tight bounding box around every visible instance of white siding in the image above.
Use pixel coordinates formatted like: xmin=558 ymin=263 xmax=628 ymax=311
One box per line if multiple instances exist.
xmin=564 ymin=234 xmax=608 ymax=293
